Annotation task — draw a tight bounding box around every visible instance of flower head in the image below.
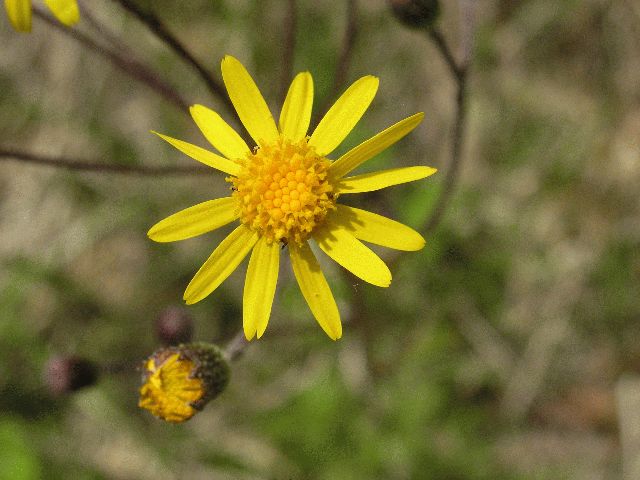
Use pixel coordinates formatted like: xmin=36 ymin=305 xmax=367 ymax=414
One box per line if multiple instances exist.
xmin=138 ymin=343 xmax=230 ymax=423
xmin=149 ymin=55 xmax=436 ymax=341
xmin=4 ymin=0 xmax=79 ymax=32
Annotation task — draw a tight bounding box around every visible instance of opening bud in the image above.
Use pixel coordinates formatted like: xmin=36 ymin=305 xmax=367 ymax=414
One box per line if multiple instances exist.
xmin=389 ymin=0 xmax=440 ymax=29
xmin=44 ymin=356 xmax=99 ymax=396
xmin=138 ymin=342 xmax=230 ymax=423
xmin=155 ymin=305 xmax=194 ymax=345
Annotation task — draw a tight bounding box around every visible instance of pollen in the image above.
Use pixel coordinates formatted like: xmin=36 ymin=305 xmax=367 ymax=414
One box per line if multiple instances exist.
xmin=230 ymin=137 xmax=336 ymax=245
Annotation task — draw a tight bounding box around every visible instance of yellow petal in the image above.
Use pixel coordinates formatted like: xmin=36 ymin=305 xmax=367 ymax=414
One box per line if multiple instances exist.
xmin=148 ymin=197 xmax=238 ymax=243
xmin=329 ymin=112 xmax=425 ymax=179
xmin=190 ymin=104 xmax=250 ymax=160
xmin=184 ymin=226 xmax=258 ymax=305
xmin=329 ymin=205 xmax=425 ymax=251
xmin=314 ymin=225 xmax=391 ymax=288
xmin=335 ymin=166 xmax=437 ymax=194
xmin=309 ymin=75 xmax=379 ymax=156
xmin=44 ymin=0 xmax=79 ymax=26
xmin=152 ymin=131 xmax=241 ymax=176
xmin=221 ymin=56 xmax=279 ymax=146
xmin=279 ymin=72 xmax=313 ymax=142
xmin=243 ymin=238 xmax=280 ymax=340
xmin=4 ymin=0 xmax=32 ymax=32
xmin=290 ymin=242 xmax=342 ymax=340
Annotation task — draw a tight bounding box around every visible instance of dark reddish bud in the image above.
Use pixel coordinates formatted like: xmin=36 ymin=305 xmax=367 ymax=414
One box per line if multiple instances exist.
xmin=389 ymin=0 xmax=440 ymax=29
xmin=44 ymin=356 xmax=99 ymax=396
xmin=155 ymin=305 xmax=194 ymax=346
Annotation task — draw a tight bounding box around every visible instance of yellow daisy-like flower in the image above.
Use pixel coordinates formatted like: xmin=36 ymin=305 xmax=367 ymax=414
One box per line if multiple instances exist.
xmin=139 ymin=352 xmax=204 ymax=423
xmin=4 ymin=0 xmax=79 ymax=32
xmin=138 ymin=343 xmax=230 ymax=423
xmin=149 ymin=55 xmax=437 ymax=341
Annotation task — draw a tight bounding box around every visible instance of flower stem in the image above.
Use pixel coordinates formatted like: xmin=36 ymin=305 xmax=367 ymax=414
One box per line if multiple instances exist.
xmin=110 ymin=0 xmax=235 ymax=117
xmin=280 ymin=0 xmax=298 ymax=104
xmin=33 ymin=7 xmax=189 ymax=113
xmin=316 ymin=0 xmax=359 ymax=123
xmin=224 ymin=330 xmax=249 ymax=362
xmin=0 ymin=149 xmax=210 ymax=176
xmin=423 ymin=1 xmax=476 ymax=233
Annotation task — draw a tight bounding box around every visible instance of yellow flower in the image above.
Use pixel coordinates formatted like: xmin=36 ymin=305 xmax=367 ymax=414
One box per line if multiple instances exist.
xmin=139 ymin=343 xmax=230 ymax=423
xmin=4 ymin=0 xmax=79 ymax=32
xmin=149 ymin=55 xmax=436 ymax=341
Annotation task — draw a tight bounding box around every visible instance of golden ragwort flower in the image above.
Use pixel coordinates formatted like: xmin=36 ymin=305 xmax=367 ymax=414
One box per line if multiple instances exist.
xmin=149 ymin=55 xmax=436 ymax=341
xmin=4 ymin=0 xmax=79 ymax=32
xmin=139 ymin=343 xmax=230 ymax=423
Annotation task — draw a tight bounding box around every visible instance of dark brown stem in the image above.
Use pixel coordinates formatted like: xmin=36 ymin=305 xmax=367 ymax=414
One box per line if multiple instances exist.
xmin=423 ymin=70 xmax=468 ymax=232
xmin=317 ymin=0 xmax=359 ymax=120
xmin=0 ymin=149 xmax=210 ymax=176
xmin=100 ymin=360 xmax=140 ymax=375
xmin=33 ymin=7 xmax=189 ymax=112
xmin=427 ymin=28 xmax=464 ymax=82
xmin=280 ymin=0 xmax=298 ymax=103
xmin=111 ymin=0 xmax=234 ymax=116
xmin=78 ymin=0 xmax=133 ymax=55
xmin=422 ymin=2 xmax=476 ymax=233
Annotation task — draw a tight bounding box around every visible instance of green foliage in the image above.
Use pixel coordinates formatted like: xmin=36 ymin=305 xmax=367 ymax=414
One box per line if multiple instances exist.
xmin=0 ymin=419 xmax=42 ymax=480
xmin=0 ymin=0 xmax=634 ymax=478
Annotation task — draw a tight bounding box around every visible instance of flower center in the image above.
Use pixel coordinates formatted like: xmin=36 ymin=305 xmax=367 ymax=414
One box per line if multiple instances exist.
xmin=230 ymin=137 xmax=336 ymax=245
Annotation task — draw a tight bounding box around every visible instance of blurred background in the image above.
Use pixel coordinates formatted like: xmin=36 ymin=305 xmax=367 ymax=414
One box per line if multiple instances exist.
xmin=1 ymin=0 xmax=639 ymax=478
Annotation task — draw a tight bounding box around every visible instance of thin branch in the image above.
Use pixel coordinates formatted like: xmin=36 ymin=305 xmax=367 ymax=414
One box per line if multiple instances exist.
xmin=423 ymin=71 xmax=468 ymax=232
xmin=100 ymin=359 xmax=140 ymax=374
xmin=332 ymin=0 xmax=359 ymax=97
xmin=0 ymin=149 xmax=210 ymax=176
xmin=111 ymin=0 xmax=234 ymax=116
xmin=33 ymin=7 xmax=189 ymax=113
xmin=280 ymin=0 xmax=298 ymax=103
xmin=427 ymin=28 xmax=464 ymax=82
xmin=317 ymin=0 xmax=359 ymax=120
xmin=224 ymin=330 xmax=249 ymax=362
xmin=78 ymin=0 xmax=133 ymax=55
xmin=422 ymin=1 xmax=476 ymax=233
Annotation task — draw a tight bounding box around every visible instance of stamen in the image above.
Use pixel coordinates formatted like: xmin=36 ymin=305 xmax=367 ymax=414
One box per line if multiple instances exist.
xmin=230 ymin=137 xmax=336 ymax=245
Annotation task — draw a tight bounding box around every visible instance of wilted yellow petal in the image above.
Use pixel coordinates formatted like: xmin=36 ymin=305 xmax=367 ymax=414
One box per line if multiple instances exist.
xmin=279 ymin=72 xmax=313 ymax=141
xmin=314 ymin=225 xmax=391 ymax=287
xmin=290 ymin=242 xmax=342 ymax=340
xmin=329 ymin=112 xmax=424 ymax=179
xmin=184 ymin=226 xmax=258 ymax=305
xmin=148 ymin=197 xmax=238 ymax=243
xmin=309 ymin=76 xmax=379 ymax=156
xmin=243 ymin=238 xmax=280 ymax=340
xmin=189 ymin=104 xmax=250 ymax=161
xmin=335 ymin=166 xmax=437 ymax=194
xmin=221 ymin=56 xmax=279 ymax=146
xmin=44 ymin=0 xmax=79 ymax=26
xmin=152 ymin=131 xmax=241 ymax=176
xmin=329 ymin=205 xmax=425 ymax=251
xmin=5 ymin=0 xmax=32 ymax=32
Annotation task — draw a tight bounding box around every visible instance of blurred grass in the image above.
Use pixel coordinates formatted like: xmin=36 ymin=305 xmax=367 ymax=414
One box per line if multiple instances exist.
xmin=1 ymin=0 xmax=639 ymax=478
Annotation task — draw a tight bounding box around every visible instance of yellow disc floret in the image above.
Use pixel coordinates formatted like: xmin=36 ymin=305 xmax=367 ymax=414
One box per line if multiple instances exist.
xmin=230 ymin=137 xmax=336 ymax=245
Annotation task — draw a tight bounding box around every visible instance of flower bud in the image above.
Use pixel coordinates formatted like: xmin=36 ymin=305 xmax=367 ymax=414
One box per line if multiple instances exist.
xmin=44 ymin=356 xmax=99 ymax=396
xmin=389 ymin=0 xmax=440 ymax=29
xmin=138 ymin=343 xmax=230 ymax=423
xmin=155 ymin=305 xmax=194 ymax=345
